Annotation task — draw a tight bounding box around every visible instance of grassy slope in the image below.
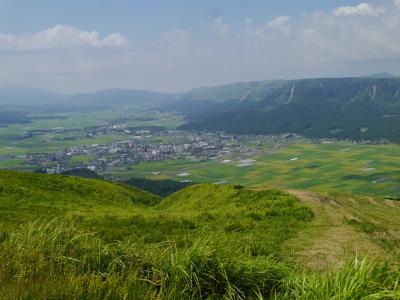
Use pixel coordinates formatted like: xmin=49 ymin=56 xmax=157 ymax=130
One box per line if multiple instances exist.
xmin=0 ymin=170 xmax=161 ymax=232
xmin=0 ymin=171 xmax=314 ymax=298
xmin=0 ymin=171 xmax=312 ymax=255
xmin=0 ymin=170 xmax=399 ymax=299
xmin=158 ymin=184 xmax=313 ymax=256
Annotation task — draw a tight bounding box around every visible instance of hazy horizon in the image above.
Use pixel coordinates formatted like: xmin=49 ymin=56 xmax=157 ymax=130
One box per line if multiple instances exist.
xmin=1 ymin=72 xmax=399 ymax=95
xmin=1 ymin=0 xmax=400 ymax=93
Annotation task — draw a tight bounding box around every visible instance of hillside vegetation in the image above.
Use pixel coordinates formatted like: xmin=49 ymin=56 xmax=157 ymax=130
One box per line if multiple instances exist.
xmin=0 ymin=170 xmax=399 ymax=299
xmin=182 ymin=78 xmax=400 ymax=141
xmin=0 ymin=170 xmax=160 ymax=232
xmin=182 ymin=80 xmax=284 ymax=102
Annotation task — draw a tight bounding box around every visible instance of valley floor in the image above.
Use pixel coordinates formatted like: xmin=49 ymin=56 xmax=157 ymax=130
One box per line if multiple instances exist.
xmin=112 ymin=142 xmax=400 ymax=198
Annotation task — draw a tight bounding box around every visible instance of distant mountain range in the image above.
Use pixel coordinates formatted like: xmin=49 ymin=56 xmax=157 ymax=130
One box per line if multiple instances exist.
xmin=68 ymin=89 xmax=176 ymax=106
xmin=0 ymin=80 xmax=285 ymax=106
xmin=1 ymin=75 xmax=400 ymax=141
xmin=0 ymin=74 xmax=398 ymax=107
xmin=0 ymin=87 xmax=171 ymax=106
xmin=181 ymin=80 xmax=285 ymax=103
xmin=182 ymin=77 xmax=400 ymax=141
xmin=0 ymin=85 xmax=64 ymax=106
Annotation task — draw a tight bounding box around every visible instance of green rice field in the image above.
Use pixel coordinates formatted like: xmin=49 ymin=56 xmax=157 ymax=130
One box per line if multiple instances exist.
xmin=109 ymin=142 xmax=400 ymax=197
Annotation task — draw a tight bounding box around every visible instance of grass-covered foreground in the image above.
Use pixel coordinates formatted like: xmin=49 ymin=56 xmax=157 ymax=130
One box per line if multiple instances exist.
xmin=0 ymin=170 xmax=399 ymax=299
xmin=1 ymin=220 xmax=399 ymax=299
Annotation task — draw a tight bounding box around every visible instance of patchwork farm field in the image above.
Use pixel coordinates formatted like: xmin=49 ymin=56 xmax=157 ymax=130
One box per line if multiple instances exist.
xmin=0 ymin=107 xmax=183 ymax=156
xmin=109 ymin=142 xmax=400 ymax=197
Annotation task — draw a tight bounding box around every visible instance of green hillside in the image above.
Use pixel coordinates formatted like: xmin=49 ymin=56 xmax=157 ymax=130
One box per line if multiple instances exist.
xmin=182 ymin=78 xmax=400 ymax=141
xmin=0 ymin=170 xmax=399 ymax=299
xmin=182 ymin=80 xmax=284 ymax=102
xmin=0 ymin=171 xmax=311 ymax=251
xmin=0 ymin=170 xmax=160 ymax=231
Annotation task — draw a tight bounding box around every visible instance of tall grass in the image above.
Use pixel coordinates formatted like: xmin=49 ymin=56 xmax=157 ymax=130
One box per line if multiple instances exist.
xmin=0 ymin=219 xmax=288 ymax=299
xmin=276 ymin=257 xmax=400 ymax=300
xmin=0 ymin=219 xmax=148 ymax=299
xmin=1 ymin=219 xmax=399 ymax=299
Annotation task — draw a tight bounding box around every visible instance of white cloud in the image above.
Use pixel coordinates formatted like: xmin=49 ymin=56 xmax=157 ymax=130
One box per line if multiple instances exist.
xmin=267 ymin=16 xmax=290 ymax=28
xmin=333 ymin=3 xmax=386 ymax=16
xmin=0 ymin=25 xmax=128 ymax=50
xmin=393 ymin=0 xmax=400 ymax=8
xmin=100 ymin=33 xmax=128 ymax=47
xmin=249 ymin=15 xmax=291 ymax=36
xmin=299 ymin=2 xmax=400 ymax=62
xmin=211 ymin=16 xmax=232 ymax=37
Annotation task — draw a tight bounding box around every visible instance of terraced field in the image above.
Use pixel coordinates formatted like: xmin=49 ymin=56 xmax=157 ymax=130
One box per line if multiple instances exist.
xmin=110 ymin=142 xmax=400 ymax=197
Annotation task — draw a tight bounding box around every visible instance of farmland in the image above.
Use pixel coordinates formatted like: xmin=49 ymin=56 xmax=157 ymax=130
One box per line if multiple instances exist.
xmin=0 ymin=106 xmax=183 ymax=156
xmin=1 ymin=105 xmax=400 ymax=198
xmin=1 ymin=107 xmax=400 ymax=298
xmin=109 ymin=142 xmax=400 ymax=198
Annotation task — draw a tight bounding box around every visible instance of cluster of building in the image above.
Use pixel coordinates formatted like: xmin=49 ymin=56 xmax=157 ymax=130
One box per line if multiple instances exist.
xmin=21 ymin=130 xmax=306 ymax=174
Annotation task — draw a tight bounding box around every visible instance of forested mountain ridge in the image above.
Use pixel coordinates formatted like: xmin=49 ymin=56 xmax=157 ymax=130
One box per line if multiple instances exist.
xmin=262 ymin=78 xmax=400 ymax=107
xmin=181 ymin=80 xmax=285 ymax=103
xmin=182 ymin=78 xmax=400 ymax=141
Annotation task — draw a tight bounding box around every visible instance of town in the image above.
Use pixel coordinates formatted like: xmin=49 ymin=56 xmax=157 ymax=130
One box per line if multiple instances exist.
xmin=14 ymin=128 xmax=308 ymax=175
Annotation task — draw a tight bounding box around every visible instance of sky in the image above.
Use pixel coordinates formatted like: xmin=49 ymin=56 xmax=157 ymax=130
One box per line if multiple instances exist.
xmin=0 ymin=0 xmax=399 ymax=93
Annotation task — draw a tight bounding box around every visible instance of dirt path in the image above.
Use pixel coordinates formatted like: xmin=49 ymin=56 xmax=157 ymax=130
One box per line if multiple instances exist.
xmin=281 ymin=190 xmax=387 ymax=272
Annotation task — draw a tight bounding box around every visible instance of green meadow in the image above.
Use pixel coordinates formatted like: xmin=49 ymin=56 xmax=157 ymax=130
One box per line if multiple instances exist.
xmin=0 ymin=170 xmax=399 ymax=299
xmin=110 ymin=142 xmax=400 ymax=198
xmin=0 ymin=170 xmax=311 ymax=298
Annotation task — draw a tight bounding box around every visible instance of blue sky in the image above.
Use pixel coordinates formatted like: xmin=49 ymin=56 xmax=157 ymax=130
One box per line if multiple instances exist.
xmin=0 ymin=0 xmax=399 ymax=93
xmin=0 ymin=1 xmax=361 ymax=34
